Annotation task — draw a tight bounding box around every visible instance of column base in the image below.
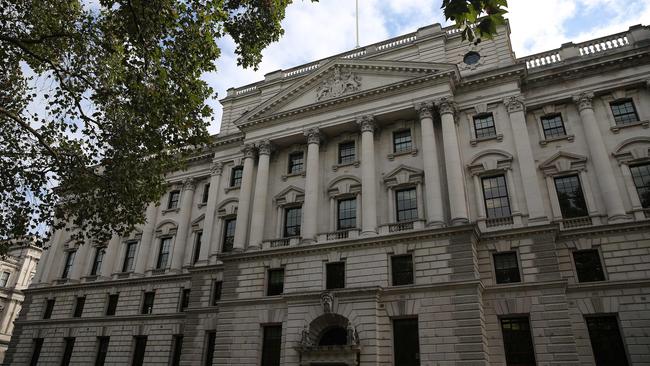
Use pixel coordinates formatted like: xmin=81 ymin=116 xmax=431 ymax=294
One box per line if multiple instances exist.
xmin=301 ymin=237 xmax=317 ymax=244
xmin=230 ymin=247 xmax=245 ymax=253
xmin=426 ymin=221 xmax=447 ymax=229
xmin=450 ymin=217 xmax=470 ymax=226
xmin=247 ymin=244 xmax=261 ymax=251
xmin=607 ymin=214 xmax=633 ymax=224
xmin=360 ymin=230 xmax=377 ymax=237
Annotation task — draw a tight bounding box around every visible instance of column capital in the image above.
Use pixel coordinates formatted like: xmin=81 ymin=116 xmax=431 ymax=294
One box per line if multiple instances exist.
xmin=415 ymin=101 xmax=435 ymax=120
xmin=256 ymin=139 xmax=273 ymax=156
xmin=304 ymin=127 xmax=322 ymax=145
xmin=503 ymin=94 xmax=525 ymax=113
xmin=572 ymin=92 xmax=595 ymax=111
xmin=241 ymin=143 xmax=256 ymax=159
xmin=182 ymin=178 xmax=196 ymax=191
xmin=210 ymin=160 xmax=223 ymax=176
xmin=436 ymin=97 xmax=457 ymax=116
xmin=356 ymin=115 xmax=376 ymax=133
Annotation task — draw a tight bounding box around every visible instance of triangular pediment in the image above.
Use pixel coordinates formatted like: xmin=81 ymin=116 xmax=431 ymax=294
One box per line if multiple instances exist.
xmin=539 ymin=151 xmax=588 ymax=175
xmin=235 ymin=59 xmax=458 ymax=128
xmin=274 ymin=185 xmax=305 ymax=205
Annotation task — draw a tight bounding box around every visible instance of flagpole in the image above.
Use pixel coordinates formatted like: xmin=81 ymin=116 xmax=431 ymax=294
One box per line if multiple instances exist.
xmin=355 ymin=0 xmax=360 ymax=48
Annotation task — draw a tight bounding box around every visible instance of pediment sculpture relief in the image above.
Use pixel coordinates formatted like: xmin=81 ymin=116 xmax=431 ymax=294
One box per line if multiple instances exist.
xmin=316 ymin=68 xmax=361 ymax=101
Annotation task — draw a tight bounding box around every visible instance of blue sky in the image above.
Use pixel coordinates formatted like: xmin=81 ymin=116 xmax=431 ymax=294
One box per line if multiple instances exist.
xmin=204 ymin=0 xmax=650 ymax=134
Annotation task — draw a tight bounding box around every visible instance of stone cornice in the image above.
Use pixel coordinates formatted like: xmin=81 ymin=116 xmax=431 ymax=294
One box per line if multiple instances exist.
xmin=558 ymin=219 xmax=650 ymax=240
xmin=14 ymin=312 xmax=185 ymax=327
xmin=25 ymin=272 xmax=192 ymax=295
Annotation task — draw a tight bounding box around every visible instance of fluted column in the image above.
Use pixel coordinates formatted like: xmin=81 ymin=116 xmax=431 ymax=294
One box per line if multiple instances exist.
xmin=100 ymin=235 xmax=120 ymax=278
xmin=134 ymin=203 xmax=159 ymax=273
xmin=69 ymin=240 xmax=92 ymax=280
xmin=203 ymin=160 xmax=223 ymax=262
xmin=438 ymin=97 xmax=469 ymax=225
xmin=249 ymin=140 xmax=272 ymax=249
xmin=170 ymin=179 xmax=195 ymax=271
xmin=233 ymin=144 xmax=256 ymax=250
xmin=416 ymin=102 xmax=445 ymax=227
xmin=503 ymin=95 xmax=548 ymax=223
xmin=573 ymin=92 xmax=628 ymax=222
xmin=35 ymin=227 xmax=62 ymax=284
xmin=302 ymin=128 xmax=321 ymax=242
xmin=357 ymin=116 xmax=378 ymax=235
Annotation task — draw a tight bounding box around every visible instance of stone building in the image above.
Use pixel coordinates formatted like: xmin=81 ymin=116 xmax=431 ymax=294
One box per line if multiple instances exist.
xmin=5 ymin=21 xmax=650 ymax=366
xmin=0 ymin=240 xmax=41 ymax=363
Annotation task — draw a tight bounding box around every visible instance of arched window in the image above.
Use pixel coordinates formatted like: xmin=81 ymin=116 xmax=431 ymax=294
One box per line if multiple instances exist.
xmin=318 ymin=326 xmax=347 ymax=346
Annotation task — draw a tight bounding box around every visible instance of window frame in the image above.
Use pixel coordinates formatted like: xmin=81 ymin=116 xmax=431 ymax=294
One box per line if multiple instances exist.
xmin=202 ymin=183 xmax=210 ymax=204
xmin=325 ymin=261 xmax=345 ymax=290
xmin=90 ymin=247 xmax=106 ymax=276
xmin=203 ymin=331 xmax=216 ymax=366
xmin=392 ymin=317 xmax=420 ymax=366
xmin=156 ymin=237 xmax=172 ymax=269
xmin=141 ymin=291 xmax=155 ymax=315
xmin=337 ymin=197 xmax=357 ymax=230
xmin=43 ymin=298 xmax=55 ymax=319
xmin=287 ymin=151 xmax=305 ymax=174
xmin=73 ymin=296 xmax=86 ymax=318
xmin=395 ymin=187 xmax=418 ymax=223
xmin=261 ymin=324 xmax=282 ymax=366
xmin=610 ymin=99 xmax=639 ymax=126
xmin=230 ymin=166 xmax=244 ymax=187
xmin=170 ymin=334 xmax=183 ymax=366
xmin=629 ymin=163 xmax=650 ymax=209
xmin=122 ymin=241 xmax=138 ymax=273
xmin=61 ymin=250 xmax=76 ymax=279
xmin=221 ymin=217 xmax=236 ymax=253
xmin=167 ymin=190 xmax=181 ymax=210
xmin=30 ymin=338 xmax=44 ymax=366
xmin=211 ymin=280 xmax=222 ymax=306
xmin=554 ymin=174 xmax=589 ymax=219
xmin=192 ymin=230 xmax=203 ymax=264
xmin=266 ymin=268 xmax=285 ymax=296
xmin=0 ymin=271 xmax=10 ymax=287
xmin=61 ymin=337 xmax=75 ymax=366
xmin=132 ymin=336 xmax=148 ymax=366
xmin=283 ymin=205 xmax=302 ymax=238
xmin=180 ymin=288 xmax=191 ymax=312
xmin=95 ymin=336 xmax=110 ymax=366
xmin=493 ymin=252 xmax=522 ymax=284
xmin=500 ymin=316 xmax=536 ymax=366
xmin=481 ymin=175 xmax=512 ymax=219
xmin=391 ymin=254 xmax=414 ymax=286
xmin=393 ymin=129 xmax=413 ymax=153
xmin=473 ymin=113 xmax=497 ymax=139
xmin=540 ymin=113 xmax=567 ymax=139
xmin=585 ymin=314 xmax=629 ymax=366
xmin=572 ymin=249 xmax=606 ymax=283
xmin=106 ymin=293 xmax=119 ymax=316
xmin=337 ymin=141 xmax=356 ymax=165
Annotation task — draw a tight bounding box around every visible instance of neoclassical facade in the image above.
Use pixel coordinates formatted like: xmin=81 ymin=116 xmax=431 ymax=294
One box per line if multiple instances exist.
xmin=5 ymin=22 xmax=650 ymax=366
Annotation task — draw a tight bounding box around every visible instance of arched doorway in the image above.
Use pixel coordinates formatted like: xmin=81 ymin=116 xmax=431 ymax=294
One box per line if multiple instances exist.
xmin=297 ymin=313 xmax=360 ymax=366
xmin=318 ymin=326 xmax=348 ymax=346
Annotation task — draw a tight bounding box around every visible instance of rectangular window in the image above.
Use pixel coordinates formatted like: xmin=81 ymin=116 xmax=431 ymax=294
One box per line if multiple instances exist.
xmin=141 ymin=291 xmax=155 ymax=314
xmin=493 ymin=252 xmax=521 ymax=284
xmin=0 ymin=271 xmax=9 ymax=287
xmin=473 ymin=113 xmax=497 ymax=139
xmin=132 ymin=336 xmax=147 ymax=366
xmin=630 ymin=163 xmax=650 ymax=208
xmin=202 ymin=183 xmax=210 ymax=203
xmin=395 ymin=188 xmax=418 ymax=222
xmin=212 ymin=281 xmax=222 ymax=306
xmin=586 ymin=315 xmax=629 ymax=366
xmin=204 ymin=331 xmax=216 ymax=366
xmin=30 ymin=338 xmax=44 ymax=366
xmin=338 ymin=141 xmax=356 ymax=164
xmin=43 ymin=298 xmax=55 ymax=319
xmin=540 ymin=114 xmax=567 ymax=139
xmin=284 ymin=206 xmax=302 ymax=237
xmin=222 ymin=218 xmax=236 ymax=253
xmin=573 ymin=249 xmax=605 ymax=282
xmin=157 ymin=237 xmax=171 ymax=269
xmin=288 ymin=152 xmax=304 ymax=174
xmin=95 ymin=336 xmax=110 ymax=366
xmin=393 ymin=130 xmax=413 ymax=152
xmin=180 ymin=289 xmax=191 ymax=312
xmin=61 ymin=250 xmax=76 ymax=279
xmin=326 ymin=262 xmax=345 ymax=290
xmin=193 ymin=231 xmax=203 ymax=264
xmin=261 ymin=325 xmax=282 ymax=366
xmin=170 ymin=335 xmax=183 ymax=366
xmin=106 ymin=294 xmax=119 ymax=316
xmin=393 ymin=318 xmax=420 ymax=366
xmin=90 ymin=248 xmax=105 ymax=276
xmin=501 ymin=317 xmax=536 ymax=366
xmin=168 ymin=190 xmax=180 ymax=209
xmin=482 ymin=175 xmax=511 ymax=218
xmin=337 ymin=198 xmax=357 ymax=230
xmin=610 ymin=99 xmax=639 ymax=125
xmin=61 ymin=337 xmax=75 ymax=366
xmin=391 ymin=254 xmax=414 ymax=286
xmin=230 ymin=166 xmax=243 ymax=187
xmin=554 ymin=175 xmax=589 ymax=218
xmin=267 ymin=268 xmax=284 ymax=296
xmin=73 ymin=296 xmax=86 ymax=318
xmin=122 ymin=241 xmax=137 ymax=272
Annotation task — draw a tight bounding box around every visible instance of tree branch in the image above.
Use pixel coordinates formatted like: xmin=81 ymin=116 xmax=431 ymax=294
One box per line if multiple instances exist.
xmin=0 ymin=107 xmax=60 ymax=160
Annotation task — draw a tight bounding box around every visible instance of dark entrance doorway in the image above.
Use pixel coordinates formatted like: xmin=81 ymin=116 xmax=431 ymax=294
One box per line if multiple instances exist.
xmin=318 ymin=326 xmax=347 ymax=346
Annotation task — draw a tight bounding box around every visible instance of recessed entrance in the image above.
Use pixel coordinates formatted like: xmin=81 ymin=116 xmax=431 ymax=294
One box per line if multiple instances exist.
xmin=318 ymin=326 xmax=347 ymax=346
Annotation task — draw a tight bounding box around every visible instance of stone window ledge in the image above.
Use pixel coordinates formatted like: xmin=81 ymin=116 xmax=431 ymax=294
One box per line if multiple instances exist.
xmin=114 ymin=272 xmax=132 ymax=279
xmin=387 ymin=147 xmax=418 ymax=161
xmin=470 ymin=133 xmax=503 ymax=146
xmin=262 ymin=237 xmax=301 ymax=249
xmin=610 ymin=120 xmax=649 ymax=133
xmin=197 ymin=202 xmax=207 ymax=209
xmin=224 ymin=185 xmax=241 ymax=194
xmin=281 ymin=171 xmax=306 ymax=181
xmin=162 ymin=208 xmax=180 ymax=215
xmin=539 ymin=134 xmax=575 ymax=146
xmin=332 ymin=160 xmax=360 ymax=172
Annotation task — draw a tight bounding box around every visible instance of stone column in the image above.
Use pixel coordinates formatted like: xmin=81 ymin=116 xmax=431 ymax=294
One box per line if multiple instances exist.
xmin=101 ymin=235 xmax=121 ymax=278
xmin=249 ymin=140 xmax=272 ymax=249
xmin=302 ymin=128 xmax=321 ymax=242
xmin=473 ymin=175 xmax=487 ymax=220
xmin=503 ymin=95 xmax=548 ymax=223
xmin=416 ymin=102 xmax=445 ymax=227
xmin=233 ymin=144 xmax=256 ymax=250
xmin=203 ymin=160 xmax=223 ymax=261
xmin=170 ymin=179 xmax=196 ymax=271
xmin=437 ymin=97 xmax=469 ymax=225
xmin=357 ymin=116 xmax=378 ymax=235
xmin=573 ymin=92 xmax=628 ymax=222
xmin=69 ymin=240 xmax=92 ymax=280
xmin=134 ymin=203 xmax=159 ymax=273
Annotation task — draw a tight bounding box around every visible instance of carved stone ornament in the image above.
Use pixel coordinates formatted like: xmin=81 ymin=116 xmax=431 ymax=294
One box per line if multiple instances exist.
xmin=356 ymin=115 xmax=376 ymax=133
xmin=347 ymin=321 xmax=359 ymax=346
xmin=256 ymin=139 xmax=272 ymax=156
xmin=210 ymin=161 xmax=223 ymax=176
xmin=436 ymin=97 xmax=457 ymax=116
xmin=573 ymin=92 xmax=595 ymax=112
xmin=503 ymin=95 xmax=525 ymax=113
xmin=299 ymin=325 xmax=312 ymax=347
xmin=415 ymin=101 xmax=434 ymax=120
xmin=304 ymin=128 xmax=321 ymax=145
xmin=320 ymin=291 xmax=333 ymax=313
xmin=182 ymin=178 xmax=196 ymax=191
xmin=241 ymin=143 xmax=256 ymax=159
xmin=316 ymin=67 xmax=362 ymax=101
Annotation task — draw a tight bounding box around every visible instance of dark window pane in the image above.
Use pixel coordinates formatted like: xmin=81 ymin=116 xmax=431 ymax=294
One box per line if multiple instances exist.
xmin=267 ymin=269 xmax=284 ymax=296
xmin=95 ymin=337 xmax=110 ymax=366
xmin=393 ymin=130 xmax=413 ymax=152
xmin=73 ymin=296 xmax=85 ymax=318
xmin=230 ymin=166 xmax=243 ymax=187
xmin=338 ymin=142 xmax=356 ymax=164
xmin=318 ymin=327 xmax=347 ymax=346
xmin=261 ymin=325 xmax=282 ymax=366
xmin=204 ymin=331 xmax=216 ymax=366
xmin=284 ymin=207 xmax=301 ymax=237
xmin=395 ymin=188 xmax=418 ymax=222
xmin=501 ymin=317 xmax=536 ymax=366
xmin=392 ymin=255 xmax=414 ymax=286
xmin=212 ymin=281 xmax=222 ymax=305
xmin=61 ymin=337 xmax=75 ymax=366
xmin=168 ymin=190 xmax=180 ymax=209
xmin=610 ymin=100 xmax=639 ymax=125
xmin=122 ymin=241 xmax=137 ymax=272
xmin=0 ymin=272 xmax=9 ymax=287
xmin=30 ymin=338 xmax=44 ymax=366
xmin=141 ymin=292 xmax=155 ymax=314
xmin=554 ymin=175 xmax=589 ymax=218
xmin=132 ymin=336 xmax=147 ymax=366
xmin=202 ymin=183 xmax=210 ymax=203
xmin=90 ymin=248 xmax=105 ymax=276
xmin=482 ymin=175 xmax=511 ymax=218
xmin=106 ymin=294 xmax=119 ymax=316
xmin=494 ymin=252 xmax=521 ymax=284
xmin=61 ymin=250 xmax=76 ymax=279
xmin=393 ymin=318 xmax=420 ymax=366
xmin=473 ymin=113 xmax=497 ymax=139
xmin=540 ymin=114 xmax=567 ymax=139
xmin=170 ymin=335 xmax=183 ymax=366
xmin=326 ymin=262 xmax=345 ymax=289
xmin=288 ymin=152 xmax=304 ymax=174
xmin=193 ymin=231 xmax=203 ymax=264
xmin=573 ymin=250 xmax=605 ymax=282
xmin=337 ymin=198 xmax=357 ymax=230
xmin=43 ymin=299 xmax=55 ymax=319
xmin=586 ymin=316 xmax=628 ymax=366
xmin=222 ymin=218 xmax=236 ymax=252
xmin=180 ymin=289 xmax=191 ymax=312
xmin=157 ymin=238 xmax=171 ymax=269
xmin=630 ymin=163 xmax=650 ymax=208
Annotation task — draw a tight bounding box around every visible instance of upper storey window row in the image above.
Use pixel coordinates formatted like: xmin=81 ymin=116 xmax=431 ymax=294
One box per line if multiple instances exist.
xmin=338 ymin=141 xmax=356 ymax=165
xmin=230 ymin=166 xmax=243 ymax=187
xmin=610 ymin=99 xmax=639 ymax=125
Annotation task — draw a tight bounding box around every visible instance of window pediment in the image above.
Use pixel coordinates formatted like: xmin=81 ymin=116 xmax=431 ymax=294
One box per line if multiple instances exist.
xmin=613 ymin=137 xmax=650 ymax=164
xmin=467 ymin=149 xmax=513 ymax=176
xmin=382 ymin=165 xmax=423 ymax=188
xmin=274 ymin=185 xmax=305 ymax=206
xmin=328 ymin=175 xmax=361 ymax=197
xmin=216 ymin=198 xmax=238 ymax=218
xmin=155 ymin=220 xmax=178 ymax=237
xmin=539 ymin=151 xmax=588 ymax=176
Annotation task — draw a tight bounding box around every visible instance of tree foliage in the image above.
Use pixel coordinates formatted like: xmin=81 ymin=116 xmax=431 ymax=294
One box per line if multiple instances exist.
xmin=441 ymin=0 xmax=508 ymax=44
